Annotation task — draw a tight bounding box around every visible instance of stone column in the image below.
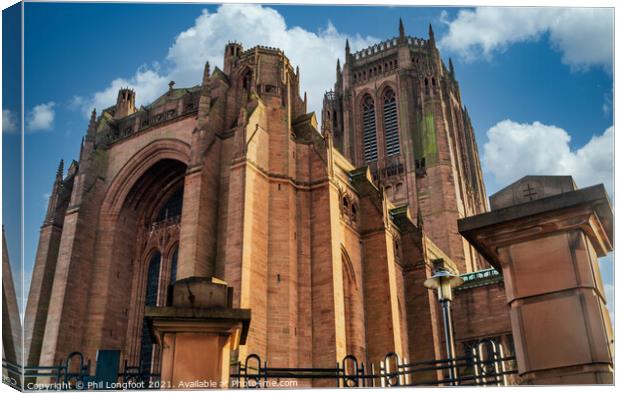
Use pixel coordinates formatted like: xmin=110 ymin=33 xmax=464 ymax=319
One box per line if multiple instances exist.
xmin=458 ymin=176 xmax=613 ymax=385
xmin=145 ymin=277 xmax=250 ymax=389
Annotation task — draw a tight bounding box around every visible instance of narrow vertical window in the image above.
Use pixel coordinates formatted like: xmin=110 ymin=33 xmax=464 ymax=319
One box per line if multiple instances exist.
xmin=362 ymin=95 xmax=378 ymax=162
xmin=383 ymin=89 xmax=400 ymax=156
xmin=140 ymin=252 xmax=161 ymax=372
xmin=166 ymin=247 xmax=179 ymax=306
xmin=169 ymin=248 xmax=178 ymax=285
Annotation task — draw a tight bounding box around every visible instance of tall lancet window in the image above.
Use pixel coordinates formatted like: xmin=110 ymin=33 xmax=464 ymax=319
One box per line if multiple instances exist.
xmin=166 ymin=247 xmax=179 ymax=306
xmin=383 ymin=89 xmax=400 ymax=156
xmin=362 ymin=95 xmax=378 ymax=162
xmin=140 ymin=252 xmax=161 ymax=372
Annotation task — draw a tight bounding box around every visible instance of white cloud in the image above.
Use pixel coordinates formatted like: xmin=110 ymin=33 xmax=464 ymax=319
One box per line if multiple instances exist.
xmin=439 ymin=8 xmax=613 ymax=71
xmin=67 ymin=95 xmax=85 ymax=110
xmin=76 ymin=4 xmax=377 ymax=122
xmin=26 ymin=102 xmax=56 ymax=132
xmin=482 ymin=120 xmax=613 ymax=195
xmin=602 ymin=93 xmax=612 ymax=116
xmin=2 ymin=109 xmax=18 ymax=133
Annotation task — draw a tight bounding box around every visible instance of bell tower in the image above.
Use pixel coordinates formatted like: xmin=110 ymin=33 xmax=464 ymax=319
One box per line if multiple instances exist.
xmin=114 ymin=87 xmax=136 ymax=119
xmin=323 ymin=20 xmax=488 ymax=273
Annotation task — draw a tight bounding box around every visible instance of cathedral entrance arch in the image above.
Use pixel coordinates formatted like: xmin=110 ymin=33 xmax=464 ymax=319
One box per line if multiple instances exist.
xmin=81 ymin=140 xmax=190 ymax=372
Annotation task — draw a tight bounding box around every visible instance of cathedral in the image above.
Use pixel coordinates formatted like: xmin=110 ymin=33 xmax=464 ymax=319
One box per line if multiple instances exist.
xmin=24 ymin=21 xmax=513 ymax=379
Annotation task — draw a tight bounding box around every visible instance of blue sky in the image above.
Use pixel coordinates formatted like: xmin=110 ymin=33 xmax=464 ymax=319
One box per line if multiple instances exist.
xmin=2 ymin=3 xmax=614 ymax=317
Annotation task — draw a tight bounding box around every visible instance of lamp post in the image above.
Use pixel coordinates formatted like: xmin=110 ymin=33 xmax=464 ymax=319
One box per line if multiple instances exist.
xmin=424 ymin=263 xmax=464 ymax=386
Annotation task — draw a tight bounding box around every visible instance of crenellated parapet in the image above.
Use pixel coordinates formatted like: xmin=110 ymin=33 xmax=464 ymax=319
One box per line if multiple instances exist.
xmin=351 ymin=35 xmax=428 ymax=61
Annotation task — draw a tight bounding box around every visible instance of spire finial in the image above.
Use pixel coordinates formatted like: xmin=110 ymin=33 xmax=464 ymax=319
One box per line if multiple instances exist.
xmin=345 ymin=39 xmax=350 ymax=56
xmin=89 ymin=107 xmax=97 ymax=128
xmin=449 ymin=58 xmax=455 ymax=76
xmin=202 ymin=62 xmax=211 ymax=85
xmin=428 ymin=23 xmax=435 ymax=46
xmin=399 ymin=18 xmax=405 ymax=38
xmin=296 ymin=65 xmax=299 ymax=77
xmin=336 ymin=58 xmax=341 ymax=73
xmin=56 ymin=159 xmax=64 ymax=180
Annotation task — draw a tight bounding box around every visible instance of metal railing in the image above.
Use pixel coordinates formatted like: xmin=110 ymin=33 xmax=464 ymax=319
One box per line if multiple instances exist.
xmin=4 ymin=340 xmax=517 ymax=389
xmin=231 ymin=341 xmax=518 ymax=388
xmin=3 ymin=354 xmax=161 ymax=390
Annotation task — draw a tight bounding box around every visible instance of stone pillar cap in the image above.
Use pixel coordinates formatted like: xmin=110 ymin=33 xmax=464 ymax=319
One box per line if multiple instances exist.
xmin=172 ymin=276 xmax=231 ymax=308
xmin=459 ymin=184 xmax=613 ymax=269
xmin=489 ymin=175 xmax=577 ymax=210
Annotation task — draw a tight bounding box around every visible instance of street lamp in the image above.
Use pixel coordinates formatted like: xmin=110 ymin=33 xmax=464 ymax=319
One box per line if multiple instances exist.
xmin=424 ymin=262 xmax=464 ymax=385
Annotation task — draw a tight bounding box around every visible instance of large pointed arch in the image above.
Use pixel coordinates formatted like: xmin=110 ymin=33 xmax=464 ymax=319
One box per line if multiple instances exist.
xmin=81 ymin=138 xmax=191 ymax=369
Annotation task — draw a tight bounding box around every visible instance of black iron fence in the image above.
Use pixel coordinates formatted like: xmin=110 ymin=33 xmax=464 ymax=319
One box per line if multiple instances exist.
xmin=231 ymin=340 xmax=518 ymax=388
xmin=4 ymin=340 xmax=517 ymax=389
xmin=2 ymin=355 xmax=160 ymax=390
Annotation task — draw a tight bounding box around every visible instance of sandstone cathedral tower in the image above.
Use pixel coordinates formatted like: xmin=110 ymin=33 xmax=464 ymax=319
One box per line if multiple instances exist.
xmin=25 ymin=21 xmax=513 ymax=380
xmin=322 ymin=21 xmax=488 ymax=274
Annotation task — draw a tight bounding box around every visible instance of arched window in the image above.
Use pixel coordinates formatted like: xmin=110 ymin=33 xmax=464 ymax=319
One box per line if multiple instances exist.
xmin=156 ymin=187 xmax=184 ymax=221
xmin=140 ymin=251 xmax=161 ymax=372
xmin=167 ymin=247 xmax=179 ymax=306
xmin=362 ymin=95 xmax=378 ymax=162
xmin=382 ymin=89 xmax=400 ymax=156
xmin=169 ymin=247 xmax=178 ymax=285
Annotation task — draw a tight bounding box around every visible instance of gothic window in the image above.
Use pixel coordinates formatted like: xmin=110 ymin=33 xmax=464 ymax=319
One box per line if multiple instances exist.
xmin=169 ymin=247 xmax=178 ymax=285
xmin=156 ymin=187 xmax=184 ymax=221
xmin=361 ymin=95 xmax=378 ymax=162
xmin=166 ymin=247 xmax=178 ymax=306
xmin=424 ymin=78 xmax=430 ymax=95
xmin=140 ymin=251 xmax=161 ymax=372
xmin=382 ymin=89 xmax=400 ymax=156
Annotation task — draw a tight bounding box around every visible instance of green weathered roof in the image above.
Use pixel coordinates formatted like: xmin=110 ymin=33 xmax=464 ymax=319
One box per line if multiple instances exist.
xmin=456 ymin=268 xmax=503 ymax=291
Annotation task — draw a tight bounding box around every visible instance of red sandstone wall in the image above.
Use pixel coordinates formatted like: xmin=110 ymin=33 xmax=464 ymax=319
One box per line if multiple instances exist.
xmin=452 ymin=282 xmax=512 ymax=346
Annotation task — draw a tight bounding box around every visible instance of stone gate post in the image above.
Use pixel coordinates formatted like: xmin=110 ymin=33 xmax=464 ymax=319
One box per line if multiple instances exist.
xmin=145 ymin=277 xmax=250 ymax=389
xmin=458 ymin=176 xmax=614 ymax=384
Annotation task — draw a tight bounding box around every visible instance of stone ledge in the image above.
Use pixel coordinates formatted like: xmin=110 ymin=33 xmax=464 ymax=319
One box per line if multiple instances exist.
xmin=145 ymin=306 xmax=251 ymax=344
xmin=458 ymin=184 xmax=612 ymax=236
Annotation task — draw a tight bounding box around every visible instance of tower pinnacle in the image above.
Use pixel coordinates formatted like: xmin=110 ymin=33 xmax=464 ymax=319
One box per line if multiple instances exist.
xmin=85 ymin=108 xmax=97 ymax=140
xmin=345 ymin=39 xmax=350 ymax=56
xmin=399 ymin=18 xmax=405 ymax=38
xmin=428 ymin=23 xmax=435 ymax=46
xmin=202 ymin=61 xmax=211 ymax=84
xmin=56 ymin=159 xmax=64 ymax=181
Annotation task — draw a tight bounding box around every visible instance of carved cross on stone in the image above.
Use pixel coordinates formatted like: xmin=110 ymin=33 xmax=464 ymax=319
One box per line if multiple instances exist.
xmin=522 ymin=183 xmax=538 ymax=200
